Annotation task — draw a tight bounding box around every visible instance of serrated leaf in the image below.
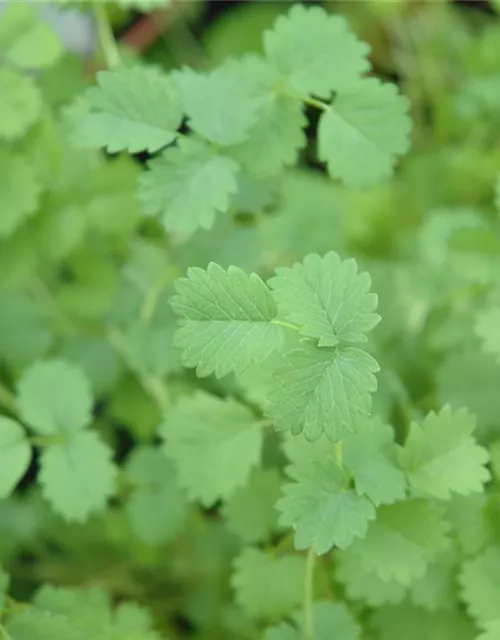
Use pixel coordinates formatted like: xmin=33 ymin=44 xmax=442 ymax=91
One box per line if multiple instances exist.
xmin=460 ymin=547 xmax=500 ymax=626
xmin=222 ymin=468 xmax=283 ymax=544
xmin=125 ymin=446 xmax=187 ymax=545
xmin=0 ymin=151 xmax=42 ymax=238
xmin=34 ymin=584 xmax=110 ymax=626
xmin=343 ymin=418 xmax=406 ymax=506
xmin=0 ymin=3 xmax=62 ymax=69
xmin=75 ymin=65 xmax=182 ymax=153
xmin=138 ymin=138 xmax=239 ymax=237
xmin=399 ymin=406 xmax=490 ymax=500
xmin=269 ymin=251 xmax=380 ymax=347
xmin=318 ymin=78 xmax=411 ymax=189
xmin=174 ymin=60 xmax=262 ymax=146
xmin=17 ymin=360 xmax=93 ymax=436
xmin=171 ymin=262 xmax=283 ymax=378
xmin=348 ymin=500 xmax=450 ymax=585
xmin=409 ymin=548 xmax=458 ymax=612
xmin=39 ymin=430 xmax=117 ymax=522
xmin=159 ymin=392 xmax=263 ymax=506
xmin=0 ymin=417 xmax=31 ymax=498
xmin=277 ymin=457 xmax=376 ymax=554
xmin=267 ymin=342 xmax=379 ymax=442
xmin=264 ymin=4 xmax=369 ymax=97
xmin=6 ymin=609 xmax=94 ymax=640
xmin=446 ymin=494 xmax=495 ymax=556
xmin=232 ymin=548 xmax=305 ymax=620
xmin=0 ymin=67 xmax=42 ymax=140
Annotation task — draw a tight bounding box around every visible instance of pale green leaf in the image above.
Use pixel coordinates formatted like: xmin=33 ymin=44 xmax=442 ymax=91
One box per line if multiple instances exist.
xmin=318 ymin=79 xmax=411 ymax=189
xmin=477 ymin=620 xmax=500 ymax=640
xmin=159 ymin=392 xmax=263 ymax=506
xmin=39 ymin=430 xmax=117 ymax=522
xmin=125 ymin=446 xmax=187 ymax=545
xmin=347 ymin=500 xmax=450 ymax=585
xmin=138 ymin=138 xmax=239 ymax=237
xmin=0 ymin=67 xmax=42 ymax=140
xmin=460 ymin=547 xmax=500 ymax=626
xmin=0 ymin=417 xmax=31 ymax=498
xmin=277 ymin=457 xmax=376 ymax=554
xmin=343 ymin=418 xmax=406 ymax=506
xmin=75 ymin=65 xmax=182 ymax=153
xmin=269 ymin=251 xmax=379 ymax=347
xmin=6 ymin=609 xmax=94 ymax=640
xmin=0 ymin=3 xmax=62 ymax=69
xmin=232 ymin=547 xmax=305 ymax=620
xmin=446 ymin=494 xmax=495 ymax=557
xmin=17 ymin=360 xmax=93 ymax=436
xmin=266 ymin=342 xmax=379 ymax=442
xmin=0 ymin=151 xmax=42 ymax=238
xmin=409 ymin=548 xmax=458 ymax=612
xmin=171 ymin=262 xmax=282 ymax=378
xmin=222 ymin=468 xmax=283 ymax=544
xmin=263 ymin=4 xmax=369 ymax=96
xmin=121 ymin=322 xmax=179 ymax=379
xmin=399 ymin=406 xmax=490 ymax=500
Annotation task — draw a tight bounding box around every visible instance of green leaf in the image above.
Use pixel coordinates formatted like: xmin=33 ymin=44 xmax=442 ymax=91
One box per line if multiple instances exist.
xmin=34 ymin=584 xmax=110 ymax=626
xmin=265 ymin=601 xmax=361 ymax=640
xmin=6 ymin=609 xmax=92 ymax=640
xmin=222 ymin=468 xmax=283 ymax=544
xmin=75 ymin=65 xmax=182 ymax=153
xmin=121 ymin=322 xmax=179 ymax=379
xmin=62 ymin=335 xmax=121 ymax=396
xmin=0 ymin=151 xmax=42 ymax=238
xmin=477 ymin=621 xmax=500 ymax=640
xmin=460 ymin=547 xmax=500 ymax=626
xmin=476 ymin=308 xmax=500 ymax=361
xmin=125 ymin=446 xmax=187 ymax=545
xmin=409 ymin=548 xmax=458 ymax=612
xmin=399 ymin=406 xmax=490 ymax=500
xmin=343 ymin=418 xmax=406 ymax=506
xmin=0 ymin=67 xmax=42 ymax=140
xmin=138 ymin=138 xmax=239 ymax=237
xmin=347 ymin=500 xmax=450 ymax=585
xmin=266 ymin=342 xmax=379 ymax=442
xmin=171 ymin=262 xmax=283 ymax=378
xmin=114 ymin=0 xmax=171 ymax=10
xmin=318 ymin=79 xmax=411 ymax=189
xmin=0 ymin=417 xmax=31 ymax=498
xmin=0 ymin=3 xmax=62 ymax=69
xmin=446 ymin=494 xmax=495 ymax=556
xmin=277 ymin=456 xmax=376 ymax=554
xmin=269 ymin=251 xmax=380 ymax=347
xmin=39 ymin=430 xmax=117 ymax=522
xmin=174 ymin=59 xmax=263 ymax=146
xmin=17 ymin=360 xmax=93 ymax=436
xmin=159 ymin=392 xmax=263 ymax=506
xmin=263 ymin=4 xmax=369 ymax=97
xmin=232 ymin=547 xmax=305 ymax=620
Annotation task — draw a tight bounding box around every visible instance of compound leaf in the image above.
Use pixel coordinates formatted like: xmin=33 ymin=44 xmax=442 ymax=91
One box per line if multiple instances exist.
xmin=267 ymin=342 xmax=379 ymax=442
xmin=0 ymin=417 xmax=31 ymax=498
xmin=17 ymin=360 xmax=93 ymax=436
xmin=171 ymin=262 xmax=282 ymax=378
xmin=264 ymin=4 xmax=369 ymax=97
xmin=318 ymin=78 xmax=411 ymax=189
xmin=159 ymin=392 xmax=263 ymax=506
xmin=268 ymin=251 xmax=380 ymax=347
xmin=277 ymin=457 xmax=376 ymax=554
xmin=400 ymin=406 xmax=490 ymax=500
xmin=76 ymin=65 xmax=182 ymax=153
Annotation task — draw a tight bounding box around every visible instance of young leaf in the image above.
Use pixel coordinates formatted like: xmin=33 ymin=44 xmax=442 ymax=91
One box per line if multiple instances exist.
xmin=276 ymin=457 xmax=376 ymax=554
xmin=232 ymin=548 xmax=305 ymax=620
xmin=399 ymin=406 xmax=490 ymax=500
xmin=17 ymin=360 xmax=93 ymax=435
xmin=318 ymin=78 xmax=411 ymax=189
xmin=159 ymin=392 xmax=263 ymax=506
xmin=460 ymin=547 xmax=500 ymax=626
xmin=268 ymin=251 xmax=380 ymax=347
xmin=75 ymin=66 xmax=182 ymax=153
xmin=0 ymin=67 xmax=42 ymax=140
xmin=138 ymin=138 xmax=239 ymax=237
xmin=171 ymin=262 xmax=283 ymax=378
xmin=263 ymin=4 xmax=369 ymax=97
xmin=347 ymin=500 xmax=450 ymax=585
xmin=0 ymin=417 xmax=31 ymax=498
xmin=267 ymin=342 xmax=379 ymax=442
xmin=0 ymin=151 xmax=42 ymax=238
xmin=39 ymin=431 xmax=117 ymax=522
xmin=343 ymin=418 xmax=406 ymax=506
xmin=124 ymin=446 xmax=187 ymax=546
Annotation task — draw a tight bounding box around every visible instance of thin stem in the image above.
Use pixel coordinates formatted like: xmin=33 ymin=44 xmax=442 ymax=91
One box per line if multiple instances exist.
xmin=304 ymin=547 xmax=316 ymax=638
xmin=94 ymin=2 xmax=121 ymax=68
xmin=271 ymin=319 xmax=300 ymax=332
xmin=0 ymin=383 xmax=17 ymax=415
xmin=302 ymin=95 xmax=330 ymax=111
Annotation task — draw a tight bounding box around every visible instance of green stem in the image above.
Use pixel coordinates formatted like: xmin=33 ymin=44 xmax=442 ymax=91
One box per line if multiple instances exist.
xmin=271 ymin=319 xmax=300 ymax=332
xmin=304 ymin=547 xmax=316 ymax=638
xmin=94 ymin=2 xmax=121 ymax=68
xmin=0 ymin=383 xmax=17 ymax=415
xmin=302 ymin=95 xmax=330 ymax=111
